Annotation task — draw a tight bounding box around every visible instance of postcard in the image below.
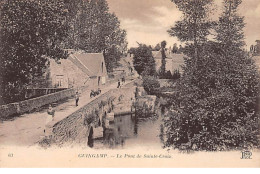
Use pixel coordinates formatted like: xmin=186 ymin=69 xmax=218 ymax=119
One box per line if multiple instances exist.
xmin=0 ymin=0 xmax=260 ymax=168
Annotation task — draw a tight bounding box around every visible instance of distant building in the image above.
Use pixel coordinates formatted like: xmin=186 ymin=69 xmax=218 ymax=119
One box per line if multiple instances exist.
xmin=250 ymin=40 xmax=260 ymax=56
xmin=30 ymin=51 xmax=108 ymax=89
xmin=152 ymin=49 xmax=184 ymax=74
xmin=250 ymin=40 xmax=260 ymax=71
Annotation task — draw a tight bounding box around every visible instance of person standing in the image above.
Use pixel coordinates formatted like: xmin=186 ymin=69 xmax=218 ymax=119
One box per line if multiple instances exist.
xmin=117 ymin=79 xmax=121 ymax=88
xmin=122 ymin=76 xmax=125 ymax=84
xmin=45 ymin=104 xmax=55 ymax=134
xmin=75 ymin=92 xmax=79 ymax=106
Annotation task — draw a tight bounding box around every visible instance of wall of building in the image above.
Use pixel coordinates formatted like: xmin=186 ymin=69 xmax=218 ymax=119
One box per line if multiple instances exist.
xmin=49 ymin=59 xmax=89 ymax=88
xmin=158 ymin=59 xmax=174 ymax=73
xmin=155 ymin=54 xmax=184 ymax=74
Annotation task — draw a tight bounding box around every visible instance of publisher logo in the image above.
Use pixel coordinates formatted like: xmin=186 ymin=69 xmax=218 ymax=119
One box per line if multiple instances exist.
xmin=241 ymin=150 xmax=252 ymax=159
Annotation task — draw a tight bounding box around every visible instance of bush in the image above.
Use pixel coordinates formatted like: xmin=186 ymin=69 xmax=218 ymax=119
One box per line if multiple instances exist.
xmin=172 ymin=69 xmax=181 ymax=80
xmin=163 ymin=43 xmax=260 ymax=151
xmin=142 ymin=76 xmax=160 ymax=95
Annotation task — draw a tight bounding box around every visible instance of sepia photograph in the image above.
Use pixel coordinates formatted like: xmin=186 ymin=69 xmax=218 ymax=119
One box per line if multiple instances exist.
xmin=0 ymin=0 xmax=260 ymax=168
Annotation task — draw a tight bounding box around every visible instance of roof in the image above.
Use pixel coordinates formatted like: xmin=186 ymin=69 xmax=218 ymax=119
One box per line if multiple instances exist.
xmin=68 ymin=53 xmax=106 ymax=77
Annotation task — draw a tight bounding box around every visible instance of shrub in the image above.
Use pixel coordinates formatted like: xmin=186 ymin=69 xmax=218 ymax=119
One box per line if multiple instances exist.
xmin=172 ymin=69 xmax=181 ymax=80
xmin=142 ymin=76 xmax=160 ymax=95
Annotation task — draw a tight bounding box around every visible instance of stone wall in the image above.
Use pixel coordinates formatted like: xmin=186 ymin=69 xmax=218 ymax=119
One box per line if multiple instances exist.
xmin=51 ymin=86 xmax=138 ymax=145
xmin=25 ymin=88 xmax=66 ymax=100
xmin=0 ymin=86 xmax=88 ymax=120
xmin=158 ymin=79 xmax=173 ymax=87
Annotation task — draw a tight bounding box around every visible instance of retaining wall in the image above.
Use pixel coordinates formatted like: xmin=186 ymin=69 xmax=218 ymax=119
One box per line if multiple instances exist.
xmin=0 ymin=86 xmax=89 ymax=120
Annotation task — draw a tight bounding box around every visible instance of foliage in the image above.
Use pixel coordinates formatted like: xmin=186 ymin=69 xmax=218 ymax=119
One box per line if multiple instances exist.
xmin=165 ymin=71 xmax=173 ymax=79
xmin=63 ymin=0 xmax=127 ymax=72
xmin=0 ymin=0 xmax=127 ymax=104
xmin=154 ymin=43 xmax=161 ymax=51
xmin=104 ymin=45 xmax=122 ymax=72
xmin=168 ymin=0 xmax=214 ymax=44
xmin=142 ymin=76 xmax=160 ymax=95
xmin=159 ymin=70 xmax=174 ymax=80
xmin=172 ymin=69 xmax=181 ymax=80
xmin=133 ymin=44 xmax=156 ymax=76
xmin=158 ymin=41 xmax=167 ymax=78
xmin=135 ymin=102 xmax=154 ymax=118
xmin=172 ymin=43 xmax=178 ymax=53
xmin=164 ymin=0 xmax=260 ymax=151
xmin=0 ymin=0 xmax=69 ymax=104
xmin=128 ymin=47 xmax=136 ymax=56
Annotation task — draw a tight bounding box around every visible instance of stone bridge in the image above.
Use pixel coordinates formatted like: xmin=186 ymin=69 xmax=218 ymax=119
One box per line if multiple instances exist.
xmin=46 ymin=81 xmax=144 ymax=146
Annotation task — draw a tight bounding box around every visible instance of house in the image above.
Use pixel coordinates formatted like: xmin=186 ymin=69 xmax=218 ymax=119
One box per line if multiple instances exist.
xmin=44 ymin=52 xmax=108 ymax=89
xmin=251 ymin=40 xmax=260 ymax=70
xmin=152 ymin=49 xmax=184 ymax=74
xmin=250 ymin=40 xmax=260 ymax=56
xmin=67 ymin=52 xmax=108 ymax=88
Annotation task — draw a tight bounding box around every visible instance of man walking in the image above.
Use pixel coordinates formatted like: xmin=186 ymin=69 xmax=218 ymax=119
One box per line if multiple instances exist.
xmin=117 ymin=79 xmax=121 ymax=88
xmin=75 ymin=92 xmax=79 ymax=107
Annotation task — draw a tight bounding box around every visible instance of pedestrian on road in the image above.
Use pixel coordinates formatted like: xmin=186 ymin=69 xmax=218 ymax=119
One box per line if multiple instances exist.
xmin=45 ymin=104 xmax=55 ymax=134
xmin=75 ymin=92 xmax=79 ymax=106
xmin=117 ymin=79 xmax=121 ymax=88
xmin=122 ymin=76 xmax=125 ymax=85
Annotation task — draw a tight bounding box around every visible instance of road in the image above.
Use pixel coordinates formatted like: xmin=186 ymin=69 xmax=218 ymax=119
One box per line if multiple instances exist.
xmin=0 ymin=80 xmax=133 ymax=147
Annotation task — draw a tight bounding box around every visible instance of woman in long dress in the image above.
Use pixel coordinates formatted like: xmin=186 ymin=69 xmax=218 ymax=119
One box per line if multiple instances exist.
xmin=44 ymin=104 xmax=55 ymax=135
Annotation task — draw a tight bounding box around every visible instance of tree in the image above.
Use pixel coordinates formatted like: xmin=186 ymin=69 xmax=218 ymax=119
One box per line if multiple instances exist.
xmin=103 ymin=45 xmax=121 ymax=72
xmin=168 ymin=0 xmax=214 ymax=67
xmin=133 ymin=44 xmax=156 ymax=76
xmin=159 ymin=40 xmax=167 ymax=78
xmin=177 ymin=45 xmax=183 ymax=54
xmin=0 ymin=0 xmax=69 ymax=104
xmin=172 ymin=69 xmax=181 ymax=80
xmin=172 ymin=43 xmax=178 ymax=53
xmin=212 ymin=0 xmax=260 ymax=149
xmin=68 ymin=0 xmax=127 ymax=72
xmin=128 ymin=47 xmax=136 ymax=57
xmin=164 ymin=0 xmax=214 ymax=149
xmin=164 ymin=0 xmax=260 ymax=151
xmin=154 ymin=43 xmax=161 ymax=51
xmin=165 ymin=70 xmax=173 ymax=79
xmin=143 ymin=76 xmax=160 ymax=95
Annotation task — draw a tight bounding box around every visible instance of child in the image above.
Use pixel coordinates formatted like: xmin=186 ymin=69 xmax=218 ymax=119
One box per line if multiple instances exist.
xmin=45 ymin=104 xmax=55 ymax=134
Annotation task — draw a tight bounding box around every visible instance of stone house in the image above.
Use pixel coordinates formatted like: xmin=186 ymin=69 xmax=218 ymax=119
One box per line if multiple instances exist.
xmin=43 ymin=52 xmax=108 ymax=89
xmin=250 ymin=40 xmax=260 ymax=56
xmin=152 ymin=49 xmax=184 ymax=74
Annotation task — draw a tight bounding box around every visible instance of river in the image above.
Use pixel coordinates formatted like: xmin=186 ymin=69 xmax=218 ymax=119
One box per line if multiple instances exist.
xmin=91 ymin=114 xmax=164 ymax=149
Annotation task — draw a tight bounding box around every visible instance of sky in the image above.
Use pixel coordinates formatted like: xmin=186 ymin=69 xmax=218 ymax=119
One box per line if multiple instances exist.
xmin=107 ymin=0 xmax=260 ymax=49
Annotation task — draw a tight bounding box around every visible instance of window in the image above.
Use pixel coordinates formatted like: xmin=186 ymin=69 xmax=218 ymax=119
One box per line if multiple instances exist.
xmin=56 ymin=75 xmax=64 ymax=88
